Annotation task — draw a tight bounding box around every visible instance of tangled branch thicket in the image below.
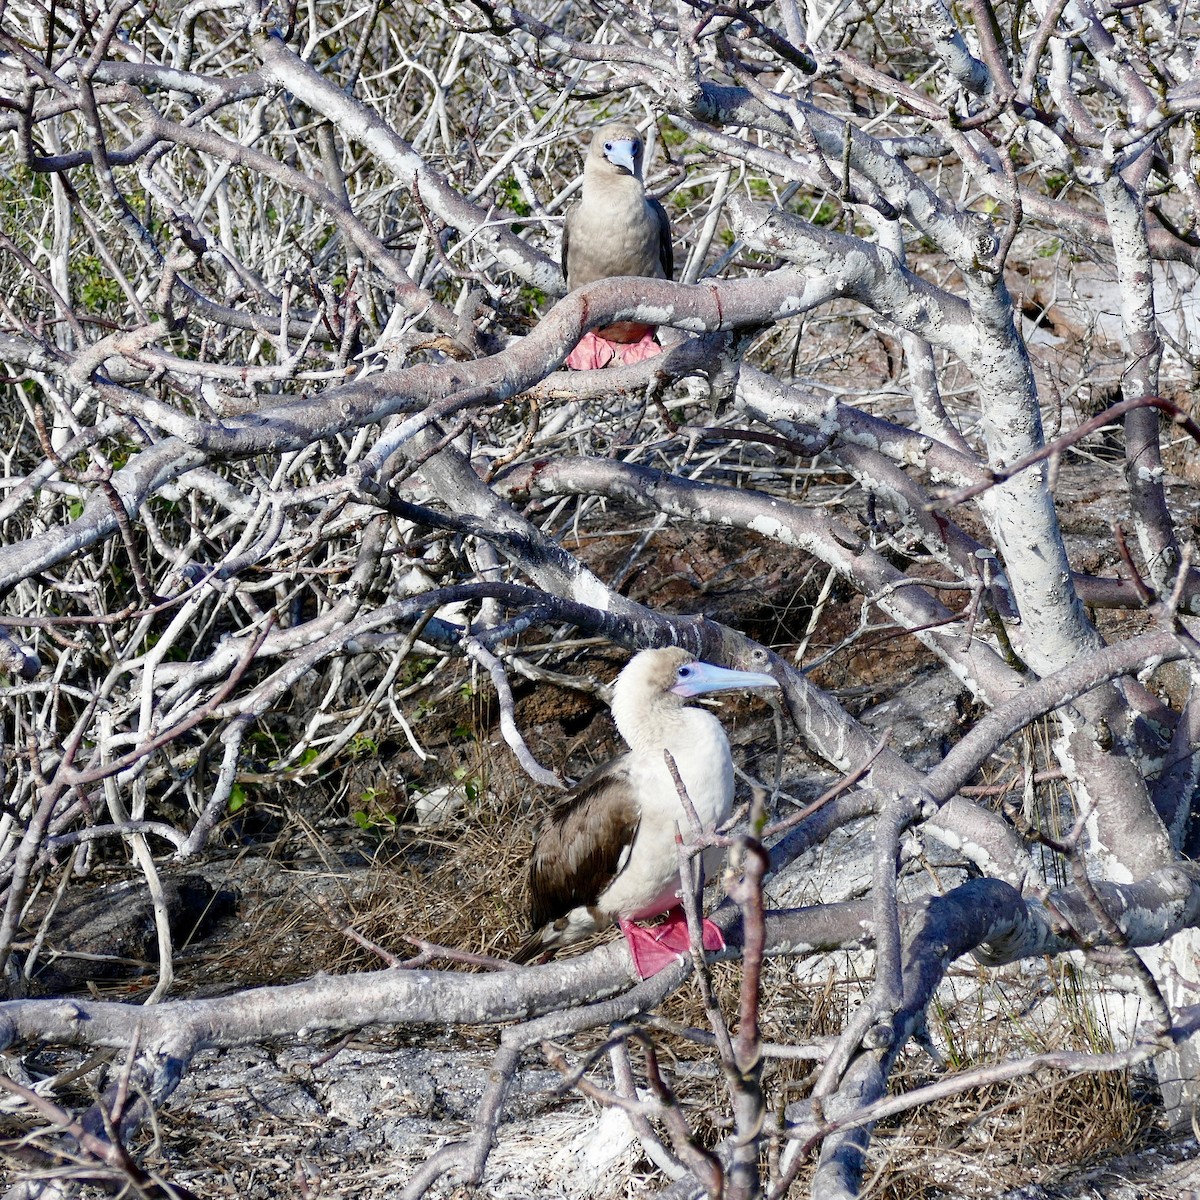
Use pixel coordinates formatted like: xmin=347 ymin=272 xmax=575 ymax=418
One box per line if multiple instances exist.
xmin=3 ymin=0 xmax=1200 ymax=1195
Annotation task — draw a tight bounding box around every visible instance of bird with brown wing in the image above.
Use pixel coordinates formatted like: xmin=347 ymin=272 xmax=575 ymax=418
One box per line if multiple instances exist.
xmin=513 ymin=648 xmax=778 ymax=977
xmin=561 ymin=123 xmax=674 ymax=370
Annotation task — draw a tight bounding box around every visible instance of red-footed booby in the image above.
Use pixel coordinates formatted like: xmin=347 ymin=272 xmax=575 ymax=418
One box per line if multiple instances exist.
xmin=513 ymin=647 xmax=779 ymax=977
xmin=562 ymin=122 xmax=673 ymax=371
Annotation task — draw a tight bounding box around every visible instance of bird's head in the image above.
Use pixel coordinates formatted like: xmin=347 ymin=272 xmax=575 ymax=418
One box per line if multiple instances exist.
xmin=610 ymin=647 xmax=779 ymax=743
xmin=589 ymin=122 xmax=646 ymax=180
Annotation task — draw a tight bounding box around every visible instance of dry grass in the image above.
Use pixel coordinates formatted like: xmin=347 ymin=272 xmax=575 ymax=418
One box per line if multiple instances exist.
xmin=856 ymin=963 xmax=1160 ymax=1199
xmin=863 ymin=1064 xmax=1158 ymax=1200
xmin=184 ymin=811 xmax=534 ymax=989
xmin=351 ymin=810 xmax=534 ymax=966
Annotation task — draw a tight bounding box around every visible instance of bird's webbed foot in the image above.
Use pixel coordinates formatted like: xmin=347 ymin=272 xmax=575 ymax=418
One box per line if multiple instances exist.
xmin=565 ymin=330 xmax=663 ymax=370
xmin=613 ymin=330 xmax=663 ymax=364
xmin=618 ymin=909 xmax=725 ymax=978
xmin=565 ymin=331 xmax=619 ymax=370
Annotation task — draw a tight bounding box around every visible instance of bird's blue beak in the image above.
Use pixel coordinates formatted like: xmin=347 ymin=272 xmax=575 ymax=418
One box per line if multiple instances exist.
xmin=671 ymin=662 xmax=780 ymax=698
xmin=605 ymin=139 xmax=639 ymax=175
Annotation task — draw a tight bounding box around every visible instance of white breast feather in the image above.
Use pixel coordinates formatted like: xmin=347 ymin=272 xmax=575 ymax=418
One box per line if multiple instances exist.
xmin=596 ymin=708 xmax=733 ymax=923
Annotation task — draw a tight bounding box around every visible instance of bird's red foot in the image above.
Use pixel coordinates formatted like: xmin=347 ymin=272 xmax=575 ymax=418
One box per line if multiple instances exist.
xmin=565 ymin=331 xmax=618 ymax=370
xmin=565 ymin=330 xmax=662 ymax=370
xmin=619 ymin=909 xmax=725 ymax=978
xmin=613 ymin=330 xmax=662 ymax=364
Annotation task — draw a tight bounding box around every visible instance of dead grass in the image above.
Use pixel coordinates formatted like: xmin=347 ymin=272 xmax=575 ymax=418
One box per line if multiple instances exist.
xmin=186 ymin=805 xmax=534 ymax=989
xmin=855 ymin=962 xmax=1161 ymax=1199
xmin=351 ymin=811 xmax=534 ymax=966
xmin=862 ymin=1065 xmax=1158 ymax=1200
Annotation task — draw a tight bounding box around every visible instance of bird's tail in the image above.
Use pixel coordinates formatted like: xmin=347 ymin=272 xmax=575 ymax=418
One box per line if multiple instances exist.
xmin=511 ymin=928 xmax=556 ymax=966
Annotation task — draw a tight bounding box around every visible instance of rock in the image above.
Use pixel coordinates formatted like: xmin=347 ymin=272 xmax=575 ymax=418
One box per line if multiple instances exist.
xmin=20 ymin=874 xmax=237 ymax=996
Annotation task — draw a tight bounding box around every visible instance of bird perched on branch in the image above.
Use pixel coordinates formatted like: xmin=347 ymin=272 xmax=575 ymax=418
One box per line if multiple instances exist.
xmin=562 ymin=122 xmax=674 ymax=370
xmin=513 ymin=647 xmax=779 ymax=977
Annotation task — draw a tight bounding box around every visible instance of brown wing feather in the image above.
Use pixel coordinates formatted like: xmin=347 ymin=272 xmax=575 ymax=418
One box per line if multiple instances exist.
xmin=527 ymin=754 xmax=641 ymax=929
xmin=561 ymin=206 xmax=575 ymax=289
xmin=650 ymin=197 xmax=673 ymax=281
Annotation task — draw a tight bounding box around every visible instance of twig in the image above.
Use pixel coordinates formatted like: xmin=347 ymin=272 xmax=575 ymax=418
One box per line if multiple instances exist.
xmin=62 ymin=615 xmax=276 ymax=788
xmin=462 ymin=634 xmax=562 ymax=788
xmin=934 ymin=394 xmax=1200 ymax=509
xmin=763 ymin=731 xmax=891 ymax=841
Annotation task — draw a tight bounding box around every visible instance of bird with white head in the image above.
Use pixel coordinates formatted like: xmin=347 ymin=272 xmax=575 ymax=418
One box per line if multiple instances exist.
xmin=513 ymin=647 xmax=779 ymax=977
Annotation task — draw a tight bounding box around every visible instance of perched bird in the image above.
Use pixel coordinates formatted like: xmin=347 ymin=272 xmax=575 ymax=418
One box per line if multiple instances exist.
xmin=562 ymin=122 xmax=674 ymax=370
xmin=513 ymin=647 xmax=779 ymax=977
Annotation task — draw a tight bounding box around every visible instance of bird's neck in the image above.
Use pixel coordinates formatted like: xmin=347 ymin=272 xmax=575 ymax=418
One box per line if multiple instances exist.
xmin=613 ymin=700 xmax=711 ymax=757
xmin=617 ymin=703 xmax=732 ymax=829
xmin=582 ymin=169 xmax=643 ymax=204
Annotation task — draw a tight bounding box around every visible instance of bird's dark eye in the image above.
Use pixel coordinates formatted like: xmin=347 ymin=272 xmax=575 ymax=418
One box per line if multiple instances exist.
xmin=677 ymin=665 xmax=692 ymax=679
xmin=604 ymin=141 xmax=614 ymax=152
